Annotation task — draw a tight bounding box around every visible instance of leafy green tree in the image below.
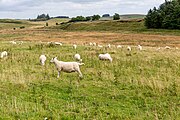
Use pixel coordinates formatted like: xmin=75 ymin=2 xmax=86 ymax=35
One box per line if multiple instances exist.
xmin=92 ymin=15 xmax=100 ymax=21
xmin=145 ymin=0 xmax=180 ymax=29
xmin=113 ymin=13 xmax=120 ymax=20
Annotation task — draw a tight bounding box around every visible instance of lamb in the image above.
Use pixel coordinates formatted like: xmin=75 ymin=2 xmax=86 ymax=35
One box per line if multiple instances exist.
xmin=73 ymin=44 xmax=77 ymax=49
xmin=50 ymin=57 xmax=84 ymax=78
xmin=74 ymin=54 xmax=82 ymax=62
xmin=1 ymin=51 xmax=8 ymax=58
xmin=137 ymin=45 xmax=142 ymax=51
xmin=99 ymin=53 xmax=112 ymax=62
xmin=39 ymin=55 xmax=47 ymax=66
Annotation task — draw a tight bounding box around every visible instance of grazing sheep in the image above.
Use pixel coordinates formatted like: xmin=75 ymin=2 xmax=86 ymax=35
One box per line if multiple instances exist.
xmin=73 ymin=44 xmax=77 ymax=49
xmin=165 ymin=46 xmax=171 ymax=49
xmin=50 ymin=57 xmax=84 ymax=78
xmin=117 ymin=45 xmax=122 ymax=48
xmin=89 ymin=42 xmax=93 ymax=46
xmin=54 ymin=42 xmax=62 ymax=46
xmin=10 ymin=41 xmax=16 ymax=44
xmin=127 ymin=46 xmax=132 ymax=51
xmin=99 ymin=53 xmax=112 ymax=62
xmin=39 ymin=55 xmax=47 ymax=66
xmin=93 ymin=42 xmax=96 ymax=46
xmin=98 ymin=45 xmax=103 ymax=48
xmin=74 ymin=54 xmax=82 ymax=62
xmin=1 ymin=51 xmax=8 ymax=58
xmin=107 ymin=44 xmax=111 ymax=48
xmin=137 ymin=45 xmax=142 ymax=51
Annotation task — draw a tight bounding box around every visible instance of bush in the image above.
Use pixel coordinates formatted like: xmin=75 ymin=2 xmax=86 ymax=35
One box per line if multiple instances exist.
xmin=92 ymin=15 xmax=100 ymax=21
xmin=113 ymin=13 xmax=120 ymax=20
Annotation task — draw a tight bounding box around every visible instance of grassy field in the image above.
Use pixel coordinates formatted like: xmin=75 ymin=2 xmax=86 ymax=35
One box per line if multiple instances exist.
xmin=0 ymin=41 xmax=180 ymax=119
xmin=0 ymin=18 xmax=180 ymax=119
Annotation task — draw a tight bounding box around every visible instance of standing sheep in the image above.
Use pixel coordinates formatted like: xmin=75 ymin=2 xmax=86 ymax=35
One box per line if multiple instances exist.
xmin=1 ymin=51 xmax=8 ymax=58
xmin=99 ymin=53 xmax=112 ymax=62
xmin=39 ymin=55 xmax=47 ymax=66
xmin=127 ymin=46 xmax=132 ymax=51
xmin=74 ymin=54 xmax=82 ymax=62
xmin=50 ymin=57 xmax=84 ymax=78
xmin=73 ymin=44 xmax=77 ymax=49
xmin=137 ymin=45 xmax=142 ymax=51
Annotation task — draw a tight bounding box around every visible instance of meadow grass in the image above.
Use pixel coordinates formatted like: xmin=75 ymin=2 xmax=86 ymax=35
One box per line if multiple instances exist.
xmin=0 ymin=41 xmax=179 ymax=119
xmin=52 ymin=21 xmax=180 ymax=36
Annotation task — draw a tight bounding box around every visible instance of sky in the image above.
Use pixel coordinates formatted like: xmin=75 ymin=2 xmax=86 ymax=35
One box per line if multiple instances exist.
xmin=0 ymin=0 xmax=165 ymax=19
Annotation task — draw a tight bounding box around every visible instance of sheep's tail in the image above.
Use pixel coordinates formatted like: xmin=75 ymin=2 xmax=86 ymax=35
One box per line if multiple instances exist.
xmin=78 ymin=63 xmax=85 ymax=66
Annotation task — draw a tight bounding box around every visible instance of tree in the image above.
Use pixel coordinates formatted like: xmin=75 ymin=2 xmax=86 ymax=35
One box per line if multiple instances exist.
xmin=145 ymin=0 xmax=180 ymax=29
xmin=113 ymin=13 xmax=120 ymax=20
xmin=92 ymin=15 xmax=100 ymax=21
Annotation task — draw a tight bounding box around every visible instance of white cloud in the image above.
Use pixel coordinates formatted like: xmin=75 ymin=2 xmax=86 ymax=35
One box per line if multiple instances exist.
xmin=0 ymin=0 xmax=165 ymax=19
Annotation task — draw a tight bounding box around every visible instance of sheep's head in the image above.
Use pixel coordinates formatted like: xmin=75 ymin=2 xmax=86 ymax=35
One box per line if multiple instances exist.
xmin=50 ymin=57 xmax=57 ymax=63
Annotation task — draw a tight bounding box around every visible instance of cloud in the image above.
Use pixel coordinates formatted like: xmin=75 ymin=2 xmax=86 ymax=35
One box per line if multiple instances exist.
xmin=0 ymin=0 xmax=165 ymax=19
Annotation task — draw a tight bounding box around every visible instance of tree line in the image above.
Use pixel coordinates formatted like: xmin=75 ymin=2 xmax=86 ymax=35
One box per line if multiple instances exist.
xmin=145 ymin=0 xmax=180 ymax=29
xmin=69 ymin=13 xmax=120 ymax=22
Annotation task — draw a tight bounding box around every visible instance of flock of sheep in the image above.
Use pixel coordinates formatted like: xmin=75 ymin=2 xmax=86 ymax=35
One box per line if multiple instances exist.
xmin=0 ymin=40 xmax=177 ymax=79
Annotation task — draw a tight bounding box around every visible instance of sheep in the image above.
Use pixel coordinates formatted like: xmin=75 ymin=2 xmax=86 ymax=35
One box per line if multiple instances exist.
xmin=89 ymin=42 xmax=93 ymax=46
xmin=117 ymin=45 xmax=122 ymax=48
xmin=54 ymin=42 xmax=62 ymax=46
xmin=165 ymin=46 xmax=171 ymax=49
xmin=107 ymin=44 xmax=111 ymax=48
xmin=137 ymin=45 xmax=142 ymax=51
xmin=1 ymin=51 xmax=8 ymax=58
xmin=98 ymin=45 xmax=103 ymax=48
xmin=50 ymin=57 xmax=84 ymax=78
xmin=73 ymin=44 xmax=77 ymax=49
xmin=93 ymin=42 xmax=96 ymax=46
xmin=10 ymin=41 xmax=16 ymax=44
xmin=39 ymin=55 xmax=47 ymax=66
xmin=127 ymin=46 xmax=132 ymax=51
xmin=156 ymin=47 xmax=161 ymax=51
xmin=74 ymin=53 xmax=82 ymax=62
xmin=99 ymin=53 xmax=112 ymax=62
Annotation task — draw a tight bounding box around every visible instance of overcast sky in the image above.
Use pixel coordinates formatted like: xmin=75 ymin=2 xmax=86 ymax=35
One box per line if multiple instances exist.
xmin=0 ymin=0 xmax=165 ymax=19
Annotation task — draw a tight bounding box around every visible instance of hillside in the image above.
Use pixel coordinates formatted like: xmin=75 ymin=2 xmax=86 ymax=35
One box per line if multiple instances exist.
xmin=50 ymin=20 xmax=180 ymax=36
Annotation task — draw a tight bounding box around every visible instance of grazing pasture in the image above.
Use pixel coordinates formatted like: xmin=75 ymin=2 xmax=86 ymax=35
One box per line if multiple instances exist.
xmin=0 ymin=41 xmax=180 ymax=119
xmin=0 ymin=18 xmax=180 ymax=119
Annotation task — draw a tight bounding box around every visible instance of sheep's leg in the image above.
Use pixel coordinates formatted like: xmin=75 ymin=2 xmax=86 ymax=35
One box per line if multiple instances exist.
xmin=57 ymin=71 xmax=60 ymax=78
xmin=77 ymin=70 xmax=83 ymax=78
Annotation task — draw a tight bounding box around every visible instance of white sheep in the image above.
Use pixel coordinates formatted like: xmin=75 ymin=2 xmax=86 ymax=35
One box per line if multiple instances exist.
xmin=137 ymin=45 xmax=142 ymax=51
xmin=127 ymin=46 xmax=132 ymax=51
xmin=93 ymin=42 xmax=96 ymax=46
xmin=39 ymin=55 xmax=47 ymax=66
xmin=117 ymin=45 xmax=122 ymax=48
xmin=165 ymin=46 xmax=171 ymax=49
xmin=50 ymin=57 xmax=84 ymax=78
xmin=73 ymin=44 xmax=77 ymax=49
xmin=74 ymin=54 xmax=82 ymax=62
xmin=54 ymin=42 xmax=62 ymax=46
xmin=98 ymin=45 xmax=103 ymax=48
xmin=89 ymin=42 xmax=93 ymax=46
xmin=1 ymin=51 xmax=8 ymax=58
xmin=10 ymin=41 xmax=16 ymax=44
xmin=99 ymin=53 xmax=112 ymax=62
xmin=107 ymin=44 xmax=111 ymax=48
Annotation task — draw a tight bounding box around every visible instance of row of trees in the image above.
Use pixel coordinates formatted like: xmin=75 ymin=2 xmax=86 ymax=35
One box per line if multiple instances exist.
xmin=69 ymin=13 xmax=120 ymax=22
xmin=145 ymin=0 xmax=180 ymax=29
